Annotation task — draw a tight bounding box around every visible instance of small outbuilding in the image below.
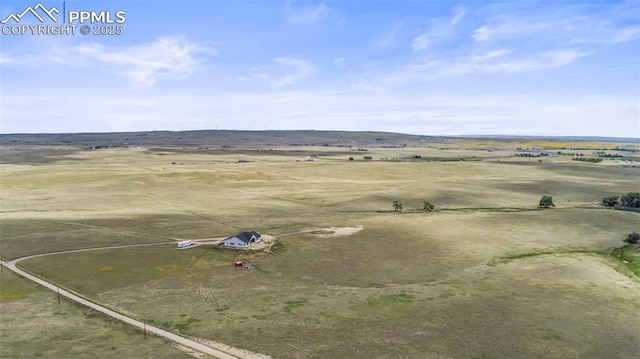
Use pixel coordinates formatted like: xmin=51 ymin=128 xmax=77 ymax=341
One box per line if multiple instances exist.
xmin=222 ymin=231 xmax=262 ymax=248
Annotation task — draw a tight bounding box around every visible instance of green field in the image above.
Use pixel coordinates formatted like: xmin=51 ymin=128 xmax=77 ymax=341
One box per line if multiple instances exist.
xmin=1 ymin=133 xmax=639 ymax=358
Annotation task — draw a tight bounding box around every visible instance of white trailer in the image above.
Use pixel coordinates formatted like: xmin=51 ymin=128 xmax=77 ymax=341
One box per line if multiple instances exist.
xmin=177 ymin=240 xmax=193 ymax=248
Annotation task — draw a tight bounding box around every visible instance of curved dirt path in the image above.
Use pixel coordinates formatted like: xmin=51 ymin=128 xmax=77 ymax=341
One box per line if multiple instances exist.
xmin=0 ymin=241 xmax=270 ymax=359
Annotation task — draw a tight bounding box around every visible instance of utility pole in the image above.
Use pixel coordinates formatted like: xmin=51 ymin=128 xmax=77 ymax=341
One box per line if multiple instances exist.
xmin=57 ymin=286 xmax=61 ymax=304
xmin=144 ymin=320 xmax=147 ymax=339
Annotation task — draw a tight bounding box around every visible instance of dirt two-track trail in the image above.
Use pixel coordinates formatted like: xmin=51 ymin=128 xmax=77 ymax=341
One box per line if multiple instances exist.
xmin=1 ymin=241 xmax=272 ymax=359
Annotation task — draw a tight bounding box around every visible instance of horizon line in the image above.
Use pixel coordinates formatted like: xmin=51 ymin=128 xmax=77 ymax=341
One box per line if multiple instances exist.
xmin=0 ymin=129 xmax=638 ymax=142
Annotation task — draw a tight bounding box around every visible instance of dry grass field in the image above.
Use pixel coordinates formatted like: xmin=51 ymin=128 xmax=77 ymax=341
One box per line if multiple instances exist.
xmin=0 ymin=270 xmax=196 ymax=358
xmin=1 ymin=132 xmax=639 ymax=358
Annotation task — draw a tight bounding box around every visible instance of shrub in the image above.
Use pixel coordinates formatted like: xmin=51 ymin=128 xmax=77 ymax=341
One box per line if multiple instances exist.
xmin=572 ymin=157 xmax=602 ymax=163
xmin=602 ymin=195 xmax=619 ymax=207
xmin=620 ymin=192 xmax=640 ymax=208
xmin=422 ymin=201 xmax=435 ymax=211
xmin=539 ymin=195 xmax=555 ymax=208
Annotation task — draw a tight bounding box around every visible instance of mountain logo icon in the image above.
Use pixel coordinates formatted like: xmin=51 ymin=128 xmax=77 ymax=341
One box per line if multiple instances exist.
xmin=1 ymin=2 xmax=60 ymax=24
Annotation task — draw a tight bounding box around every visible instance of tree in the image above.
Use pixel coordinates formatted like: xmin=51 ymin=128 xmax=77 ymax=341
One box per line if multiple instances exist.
xmin=392 ymin=200 xmax=403 ymax=212
xmin=626 ymin=232 xmax=639 ymax=245
xmin=348 ymin=157 xmax=354 ymax=161
xmin=620 ymin=192 xmax=640 ymax=208
xmin=422 ymin=201 xmax=435 ymax=211
xmin=602 ymin=195 xmax=619 ymax=207
xmin=539 ymin=195 xmax=555 ymax=208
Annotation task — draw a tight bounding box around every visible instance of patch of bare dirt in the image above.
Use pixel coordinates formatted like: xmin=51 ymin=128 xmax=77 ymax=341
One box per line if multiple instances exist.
xmin=248 ymin=234 xmax=276 ymax=251
xmin=306 ymin=225 xmax=363 ymax=238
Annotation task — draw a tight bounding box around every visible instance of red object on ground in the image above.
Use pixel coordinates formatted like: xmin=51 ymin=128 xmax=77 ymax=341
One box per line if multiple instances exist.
xmin=234 ymin=261 xmax=243 ymax=267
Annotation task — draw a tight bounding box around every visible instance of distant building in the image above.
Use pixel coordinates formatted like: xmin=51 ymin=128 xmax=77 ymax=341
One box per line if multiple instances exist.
xmin=222 ymin=231 xmax=262 ymax=248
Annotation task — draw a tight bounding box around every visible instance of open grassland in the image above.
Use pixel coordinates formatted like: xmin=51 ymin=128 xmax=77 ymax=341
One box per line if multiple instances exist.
xmin=0 ymin=270 xmax=200 ymax=359
xmin=19 ymin=236 xmax=640 ymax=358
xmin=1 ymin=136 xmax=639 ymax=358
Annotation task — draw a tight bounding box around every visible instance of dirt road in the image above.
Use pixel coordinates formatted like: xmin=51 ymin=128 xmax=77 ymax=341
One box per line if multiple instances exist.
xmin=1 ymin=242 xmax=253 ymax=359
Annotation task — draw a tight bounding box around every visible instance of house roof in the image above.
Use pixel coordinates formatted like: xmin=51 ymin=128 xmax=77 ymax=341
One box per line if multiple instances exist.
xmin=225 ymin=231 xmax=261 ymax=244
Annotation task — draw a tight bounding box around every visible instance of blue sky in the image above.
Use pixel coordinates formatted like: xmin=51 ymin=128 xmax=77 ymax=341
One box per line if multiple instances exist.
xmin=0 ymin=0 xmax=638 ymax=136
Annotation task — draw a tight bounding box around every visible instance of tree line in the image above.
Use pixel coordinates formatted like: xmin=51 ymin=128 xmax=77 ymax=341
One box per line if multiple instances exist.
xmin=391 ymin=194 xmax=637 ymax=246
xmin=602 ymin=192 xmax=640 ymax=208
xmin=392 ymin=193 xmax=639 ymax=212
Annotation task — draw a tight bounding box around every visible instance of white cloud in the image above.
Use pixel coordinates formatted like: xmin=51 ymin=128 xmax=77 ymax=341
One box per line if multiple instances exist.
xmin=473 ymin=5 xmax=640 ymax=47
xmin=0 ymin=36 xmax=216 ymax=86
xmin=376 ymin=22 xmax=403 ymax=47
xmin=610 ymin=25 xmax=640 ymax=43
xmin=411 ymin=34 xmax=429 ymax=51
xmin=78 ymin=36 xmax=216 ymax=86
xmin=409 ymin=60 xmax=440 ymax=71
xmin=470 ymin=49 xmax=512 ymax=61
xmin=450 ymin=6 xmax=466 ymax=26
xmin=472 ymin=20 xmax=550 ymax=42
xmin=333 ymin=57 xmax=346 ymax=69
xmin=443 ymin=48 xmax=592 ymax=75
xmin=253 ymin=56 xmax=315 ymax=88
xmin=412 ymin=6 xmax=466 ymax=51
xmin=285 ymin=2 xmax=329 ymax=24
xmin=273 ymin=56 xmax=315 ymax=87
xmin=351 ymin=47 xmax=591 ymax=89
xmin=570 ymin=24 xmax=640 ymax=45
xmin=472 ymin=25 xmax=491 ymax=42
xmin=3 ymin=87 xmax=636 ymax=137
xmin=0 ymin=54 xmax=13 ymax=65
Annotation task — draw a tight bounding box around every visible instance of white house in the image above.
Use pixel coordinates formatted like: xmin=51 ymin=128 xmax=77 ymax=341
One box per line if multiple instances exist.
xmin=222 ymin=231 xmax=262 ymax=248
